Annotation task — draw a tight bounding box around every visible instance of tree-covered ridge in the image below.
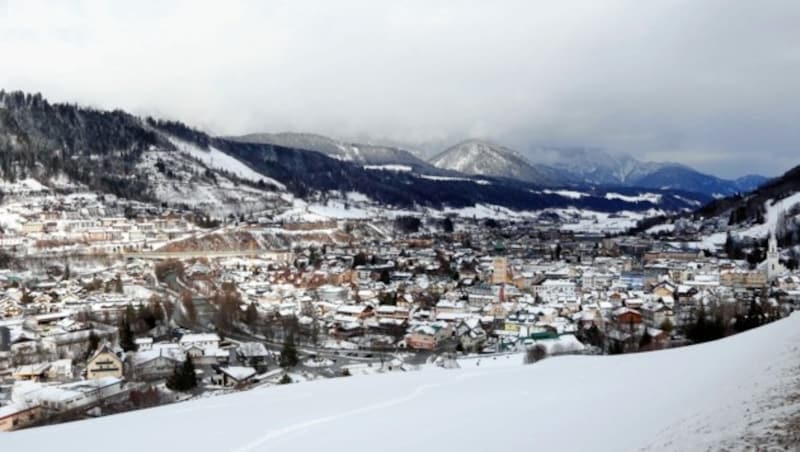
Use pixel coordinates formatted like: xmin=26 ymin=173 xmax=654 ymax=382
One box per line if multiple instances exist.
xmin=0 ymin=90 xmax=166 ymax=200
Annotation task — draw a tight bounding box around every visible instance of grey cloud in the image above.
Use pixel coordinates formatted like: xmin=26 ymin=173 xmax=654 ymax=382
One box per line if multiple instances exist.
xmin=0 ymin=0 xmax=798 ymax=178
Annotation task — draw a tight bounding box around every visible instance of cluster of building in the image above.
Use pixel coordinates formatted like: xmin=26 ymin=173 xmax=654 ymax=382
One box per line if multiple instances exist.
xmin=1 ymin=186 xmax=798 ymax=432
xmin=0 ymin=186 xmax=197 ymax=256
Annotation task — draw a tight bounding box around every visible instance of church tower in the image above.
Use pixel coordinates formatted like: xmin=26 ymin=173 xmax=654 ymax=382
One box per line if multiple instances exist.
xmin=766 ymin=230 xmax=780 ymax=281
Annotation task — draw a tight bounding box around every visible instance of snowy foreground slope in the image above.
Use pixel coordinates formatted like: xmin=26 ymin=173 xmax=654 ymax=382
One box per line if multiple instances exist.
xmin=4 ymin=316 xmax=800 ymax=451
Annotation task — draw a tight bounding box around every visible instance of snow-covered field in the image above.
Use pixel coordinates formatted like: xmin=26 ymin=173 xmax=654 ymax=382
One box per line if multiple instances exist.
xmin=3 ymin=315 xmax=799 ymax=451
xmin=0 ymin=177 xmax=48 ymax=194
xmin=541 ymin=189 xmax=588 ymax=199
xmin=605 ymin=192 xmax=662 ymax=203
xmin=418 ymin=174 xmax=491 ymax=185
xmin=558 ymin=208 xmax=663 ymax=234
xmin=362 ymin=164 xmax=412 ymax=172
xmin=440 ymin=203 xmax=539 ymax=220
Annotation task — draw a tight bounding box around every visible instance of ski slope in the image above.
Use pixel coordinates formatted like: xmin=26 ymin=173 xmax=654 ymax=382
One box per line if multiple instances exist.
xmin=3 ymin=315 xmax=800 ymax=451
xmin=168 ymin=137 xmax=286 ymax=189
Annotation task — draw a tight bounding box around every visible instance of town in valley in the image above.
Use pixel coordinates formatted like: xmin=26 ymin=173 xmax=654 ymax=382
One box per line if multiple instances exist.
xmin=0 ymin=172 xmax=796 ymax=432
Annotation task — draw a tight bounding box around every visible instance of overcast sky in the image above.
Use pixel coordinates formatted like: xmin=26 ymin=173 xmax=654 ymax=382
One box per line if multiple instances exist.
xmin=1 ymin=0 xmax=798 ymax=178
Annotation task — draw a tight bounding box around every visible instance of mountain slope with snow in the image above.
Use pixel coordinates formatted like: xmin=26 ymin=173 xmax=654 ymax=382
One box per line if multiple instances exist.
xmin=430 ymin=140 xmax=766 ymax=197
xmin=429 ymin=139 xmax=564 ymax=185
xmin=3 ymin=314 xmax=799 ymax=451
xmin=525 ymin=146 xmax=667 ymax=185
xmin=230 ymin=132 xmax=434 ymax=171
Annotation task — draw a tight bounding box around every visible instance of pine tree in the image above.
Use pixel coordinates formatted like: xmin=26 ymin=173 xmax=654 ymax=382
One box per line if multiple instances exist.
xmin=724 ymin=232 xmax=734 ymax=259
xmin=118 ymin=304 xmax=138 ymax=352
xmin=245 ymin=302 xmax=259 ymax=327
xmin=639 ymin=329 xmax=652 ymax=350
xmin=86 ymin=331 xmax=100 ymax=359
xmin=167 ymin=354 xmax=197 ymax=392
xmin=114 ymin=275 xmax=124 ymax=293
xmin=279 ymin=333 xmax=299 ymax=368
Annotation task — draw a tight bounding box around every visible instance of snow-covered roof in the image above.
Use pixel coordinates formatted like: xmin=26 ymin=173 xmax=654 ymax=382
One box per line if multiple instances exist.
xmin=219 ymin=366 xmax=256 ymax=381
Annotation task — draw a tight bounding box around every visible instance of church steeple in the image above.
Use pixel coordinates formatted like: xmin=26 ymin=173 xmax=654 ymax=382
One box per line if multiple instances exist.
xmin=766 ymin=230 xmax=780 ymax=281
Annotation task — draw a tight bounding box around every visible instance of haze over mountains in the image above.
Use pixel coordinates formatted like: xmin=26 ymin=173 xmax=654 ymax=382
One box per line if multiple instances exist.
xmin=429 ymin=139 xmax=766 ymax=196
xmin=234 ymin=133 xmax=767 ymax=198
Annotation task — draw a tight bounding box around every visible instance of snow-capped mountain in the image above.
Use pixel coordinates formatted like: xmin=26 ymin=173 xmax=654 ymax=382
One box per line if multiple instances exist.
xmin=230 ymin=132 xmax=434 ymax=171
xmin=429 ymin=139 xmax=565 ymax=185
xmin=525 ymin=147 xmax=667 ymax=185
xmin=429 ymin=139 xmax=767 ymax=197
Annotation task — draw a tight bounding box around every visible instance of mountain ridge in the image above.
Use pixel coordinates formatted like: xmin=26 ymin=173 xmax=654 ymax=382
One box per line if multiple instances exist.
xmin=428 ymin=139 xmax=767 ymax=196
xmin=0 ymin=89 xmax=719 ymax=215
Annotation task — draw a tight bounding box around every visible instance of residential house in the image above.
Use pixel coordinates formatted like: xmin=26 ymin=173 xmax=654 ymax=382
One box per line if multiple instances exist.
xmin=212 ymin=366 xmax=256 ymax=387
xmin=179 ymin=333 xmax=220 ymax=350
xmin=404 ymin=323 xmax=452 ymax=351
xmin=236 ymin=342 xmax=270 ymax=369
xmin=128 ymin=347 xmax=184 ymax=381
xmin=86 ymin=345 xmax=124 ymax=380
xmin=0 ymin=404 xmax=42 ymax=432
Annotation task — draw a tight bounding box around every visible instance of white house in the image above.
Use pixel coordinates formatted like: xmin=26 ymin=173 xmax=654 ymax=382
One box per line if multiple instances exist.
xmin=179 ymin=333 xmax=220 ymax=350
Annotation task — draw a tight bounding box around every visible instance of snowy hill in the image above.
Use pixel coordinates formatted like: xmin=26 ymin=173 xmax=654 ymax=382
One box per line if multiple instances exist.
xmin=429 ymin=139 xmax=564 ymax=185
xmin=3 ymin=315 xmax=799 ymax=451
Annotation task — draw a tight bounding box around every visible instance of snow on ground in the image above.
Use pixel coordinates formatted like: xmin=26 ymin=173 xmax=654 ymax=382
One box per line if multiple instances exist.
xmin=303 ymin=358 xmax=335 ymax=368
xmin=307 ymin=202 xmax=372 ymax=219
xmin=557 ymin=208 xmax=661 ymax=234
xmin=274 ymin=208 xmax=330 ymax=223
xmin=440 ymin=204 xmax=538 ymax=220
xmin=695 ymin=231 xmax=728 ymax=250
xmin=137 ymin=150 xmax=282 ymax=216
xmin=0 ymin=178 xmax=49 ymax=195
xmin=168 ymin=137 xmax=286 ymax=189
xmin=605 ymin=192 xmax=662 ymax=203
xmin=646 ymin=223 xmax=676 ymax=234
xmin=673 ymin=194 xmax=703 ymax=207
xmin=5 ymin=315 xmax=799 ymax=451
xmin=455 ymin=352 xmax=525 ymax=369
xmin=345 ymin=192 xmax=371 ymax=203
xmin=362 ymin=164 xmax=412 ymax=172
xmin=276 ymin=200 xmax=663 ymax=232
xmin=418 ymin=175 xmax=491 ymax=185
xmin=278 ymin=199 xmax=419 ymax=221
xmin=542 ymin=189 xmax=588 ymax=199
xmin=0 ymin=209 xmax=24 ymax=231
